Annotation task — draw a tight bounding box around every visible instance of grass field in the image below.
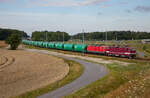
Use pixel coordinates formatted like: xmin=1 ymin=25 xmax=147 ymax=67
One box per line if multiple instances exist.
xmin=25 ymin=44 xmax=150 ymax=98
xmin=0 ymin=49 xmax=70 ymax=98
xmin=65 ymin=60 xmax=150 ymax=98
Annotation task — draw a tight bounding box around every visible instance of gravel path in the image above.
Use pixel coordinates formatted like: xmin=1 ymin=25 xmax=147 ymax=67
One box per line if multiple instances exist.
xmin=25 ymin=49 xmax=108 ymax=98
xmin=137 ymin=51 xmax=145 ymax=58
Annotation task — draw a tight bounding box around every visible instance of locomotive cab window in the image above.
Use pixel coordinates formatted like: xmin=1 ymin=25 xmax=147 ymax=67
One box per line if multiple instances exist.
xmin=130 ymin=48 xmax=135 ymax=51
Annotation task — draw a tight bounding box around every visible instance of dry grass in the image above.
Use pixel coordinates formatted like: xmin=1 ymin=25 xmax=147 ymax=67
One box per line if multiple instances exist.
xmin=14 ymin=56 xmax=84 ymax=98
xmin=0 ymin=56 xmax=7 ymax=65
xmin=105 ymin=66 xmax=150 ymax=98
xmin=0 ymin=49 xmax=69 ymax=98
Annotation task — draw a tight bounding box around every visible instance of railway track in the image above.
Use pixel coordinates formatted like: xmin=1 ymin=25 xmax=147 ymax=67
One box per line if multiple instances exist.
xmin=135 ymin=57 xmax=150 ymax=61
xmin=39 ymin=48 xmax=150 ymax=62
xmin=86 ymin=53 xmax=150 ymax=62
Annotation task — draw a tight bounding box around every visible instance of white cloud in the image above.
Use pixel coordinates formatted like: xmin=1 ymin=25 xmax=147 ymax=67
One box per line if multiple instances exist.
xmin=0 ymin=0 xmax=16 ymax=3
xmin=30 ymin=0 xmax=108 ymax=7
xmin=135 ymin=6 xmax=150 ymax=13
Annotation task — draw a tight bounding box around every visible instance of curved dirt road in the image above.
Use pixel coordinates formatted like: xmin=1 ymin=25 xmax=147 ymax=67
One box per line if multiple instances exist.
xmin=25 ymin=49 xmax=108 ymax=98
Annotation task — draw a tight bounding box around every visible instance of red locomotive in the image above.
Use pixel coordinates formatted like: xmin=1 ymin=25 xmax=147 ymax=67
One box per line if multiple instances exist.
xmin=87 ymin=45 xmax=108 ymax=54
xmin=87 ymin=45 xmax=136 ymax=59
xmin=106 ymin=46 xmax=136 ymax=58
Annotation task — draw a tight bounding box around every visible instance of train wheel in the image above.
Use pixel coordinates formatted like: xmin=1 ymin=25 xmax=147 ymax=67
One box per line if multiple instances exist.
xmin=120 ymin=55 xmax=123 ymax=58
xmin=132 ymin=56 xmax=135 ymax=59
xmin=105 ymin=53 xmax=108 ymax=56
xmin=128 ymin=56 xmax=133 ymax=59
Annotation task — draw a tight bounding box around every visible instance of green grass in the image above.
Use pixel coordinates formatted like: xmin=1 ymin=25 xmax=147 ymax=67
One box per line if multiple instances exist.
xmin=65 ymin=61 xmax=150 ymax=98
xmin=14 ymin=56 xmax=84 ymax=98
xmin=129 ymin=43 xmax=150 ymax=58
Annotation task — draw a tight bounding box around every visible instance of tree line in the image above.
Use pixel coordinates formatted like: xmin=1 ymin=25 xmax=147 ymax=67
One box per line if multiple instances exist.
xmin=32 ymin=31 xmax=70 ymax=41
xmin=1 ymin=28 xmax=149 ymax=41
xmin=72 ymin=31 xmax=150 ymax=41
xmin=31 ymin=30 xmax=150 ymax=41
xmin=0 ymin=28 xmax=28 ymax=40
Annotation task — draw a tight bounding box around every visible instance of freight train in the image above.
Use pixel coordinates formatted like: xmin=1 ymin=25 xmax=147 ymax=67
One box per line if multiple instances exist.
xmin=23 ymin=40 xmax=136 ymax=59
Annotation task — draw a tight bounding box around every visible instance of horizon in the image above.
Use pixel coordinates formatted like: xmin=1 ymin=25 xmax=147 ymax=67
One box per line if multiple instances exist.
xmin=0 ymin=0 xmax=150 ymax=35
xmin=1 ymin=27 xmax=150 ymax=37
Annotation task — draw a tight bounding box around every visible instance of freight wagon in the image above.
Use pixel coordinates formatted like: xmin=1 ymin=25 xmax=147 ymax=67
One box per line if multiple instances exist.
xmin=22 ymin=40 xmax=136 ymax=59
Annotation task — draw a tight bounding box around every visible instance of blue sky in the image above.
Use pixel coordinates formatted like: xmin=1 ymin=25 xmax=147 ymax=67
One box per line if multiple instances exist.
xmin=0 ymin=0 xmax=150 ymax=35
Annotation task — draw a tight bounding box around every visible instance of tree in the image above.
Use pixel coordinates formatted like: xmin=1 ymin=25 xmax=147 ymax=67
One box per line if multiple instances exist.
xmin=72 ymin=31 xmax=150 ymax=41
xmin=32 ymin=31 xmax=70 ymax=41
xmin=0 ymin=28 xmax=28 ymax=40
xmin=5 ymin=34 xmax=22 ymax=50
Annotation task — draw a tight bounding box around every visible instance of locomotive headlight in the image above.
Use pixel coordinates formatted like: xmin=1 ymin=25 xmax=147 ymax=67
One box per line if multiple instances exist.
xmin=124 ymin=52 xmax=130 ymax=54
xmin=106 ymin=51 xmax=109 ymax=53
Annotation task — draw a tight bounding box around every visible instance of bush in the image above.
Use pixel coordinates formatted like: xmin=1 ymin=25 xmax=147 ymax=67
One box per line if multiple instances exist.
xmin=143 ymin=45 xmax=147 ymax=51
xmin=5 ymin=34 xmax=22 ymax=50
